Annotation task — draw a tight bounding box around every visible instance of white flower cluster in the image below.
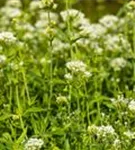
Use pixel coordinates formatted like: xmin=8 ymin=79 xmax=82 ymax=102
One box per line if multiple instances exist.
xmin=60 ymin=9 xmax=84 ymax=22
xmin=35 ymin=12 xmax=58 ymax=29
xmin=64 ymin=73 xmax=73 ymax=80
xmin=0 ymin=55 xmax=6 ymax=64
xmin=60 ymin=9 xmax=89 ymax=27
xmin=0 ymin=2 xmax=22 ymax=28
xmin=52 ymin=39 xmax=70 ymax=54
xmin=112 ymin=138 xmax=121 ymax=149
xmin=1 ymin=7 xmax=21 ymax=18
xmin=29 ymin=1 xmax=42 ymax=10
xmin=56 ymin=96 xmax=68 ymax=104
xmin=110 ymin=57 xmax=127 ymax=71
xmin=110 ymin=95 xmax=129 ymax=107
xmin=65 ymin=60 xmax=91 ymax=80
xmin=8 ymin=61 xmax=24 ymax=71
xmin=24 ymin=138 xmax=44 ymax=150
xmin=88 ymin=125 xmax=116 ymax=139
xmin=66 ymin=60 xmax=86 ymax=73
xmin=99 ymin=15 xmax=119 ymax=30
xmin=104 ymin=35 xmax=121 ymax=52
xmin=23 ymin=32 xmax=34 ymax=41
xmin=0 ymin=31 xmax=17 ymax=44
xmin=74 ymin=38 xmax=90 ymax=48
xmin=104 ymin=34 xmax=131 ymax=52
xmin=98 ymin=125 xmax=115 ymax=136
xmin=128 ymin=100 xmax=135 ymax=112
xmin=6 ymin=0 xmax=21 ymax=8
xmin=111 ymin=95 xmax=135 ymax=113
xmin=17 ymin=23 xmax=35 ymax=34
xmin=124 ymin=130 xmax=135 ymax=139
xmin=80 ymin=24 xmax=106 ymax=39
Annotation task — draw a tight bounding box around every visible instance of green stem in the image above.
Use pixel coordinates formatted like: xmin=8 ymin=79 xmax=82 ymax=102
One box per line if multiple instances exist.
xmin=65 ymin=0 xmax=73 ymax=59
xmin=84 ymin=82 xmax=91 ymax=124
xmin=68 ymin=84 xmax=72 ymax=114
xmin=16 ymin=83 xmax=24 ymax=130
xmin=22 ymin=70 xmax=30 ymax=105
xmin=133 ymin=25 xmax=135 ymax=79
xmin=48 ymin=11 xmax=53 ymax=109
xmin=18 ymin=44 xmax=30 ymax=105
xmin=9 ymin=79 xmax=12 ymax=112
xmin=77 ymin=95 xmax=80 ymax=112
xmin=133 ymin=25 xmax=135 ymax=52
xmin=97 ymin=101 xmax=101 ymax=123
xmin=86 ymin=101 xmax=90 ymax=125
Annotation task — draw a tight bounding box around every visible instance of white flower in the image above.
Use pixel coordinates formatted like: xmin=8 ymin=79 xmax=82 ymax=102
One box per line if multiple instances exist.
xmin=64 ymin=73 xmax=73 ymax=80
xmin=52 ymin=39 xmax=70 ymax=54
xmin=24 ymin=138 xmax=44 ymax=150
xmin=75 ymin=38 xmax=90 ymax=47
xmin=119 ymin=35 xmax=131 ymax=50
xmin=35 ymin=20 xmax=48 ymax=29
xmin=89 ymin=42 xmax=103 ymax=54
xmin=104 ymin=35 xmax=120 ymax=51
xmin=80 ymin=24 xmax=106 ymax=39
xmin=35 ymin=11 xmax=58 ymax=31
xmin=66 ymin=60 xmax=86 ymax=73
xmin=38 ymin=11 xmax=58 ymax=21
xmin=61 ymin=9 xmax=84 ymax=21
xmin=23 ymin=33 xmax=34 ymax=40
xmin=112 ymin=138 xmax=121 ymax=149
xmin=124 ymin=131 xmax=135 ymax=139
xmin=1 ymin=7 xmax=21 ymax=18
xmin=110 ymin=95 xmax=129 ymax=107
xmin=0 ymin=31 xmax=16 ymax=44
xmin=60 ymin=9 xmax=87 ymax=27
xmin=6 ymin=0 xmax=21 ymax=8
xmin=110 ymin=57 xmax=127 ymax=71
xmin=128 ymin=100 xmax=135 ymax=112
xmin=29 ymin=1 xmax=42 ymax=10
xmin=0 ymin=55 xmax=6 ymax=64
xmin=8 ymin=61 xmax=24 ymax=71
xmin=16 ymin=23 xmax=35 ymax=32
xmin=23 ymin=24 xmax=35 ymax=32
xmin=104 ymin=34 xmax=131 ymax=52
xmin=99 ymin=15 xmax=118 ymax=30
xmin=97 ymin=125 xmax=115 ymax=137
xmin=83 ymin=71 xmax=92 ymax=78
xmin=88 ymin=125 xmax=116 ymax=139
xmin=56 ymin=96 xmax=68 ymax=104
xmin=65 ymin=60 xmax=91 ymax=80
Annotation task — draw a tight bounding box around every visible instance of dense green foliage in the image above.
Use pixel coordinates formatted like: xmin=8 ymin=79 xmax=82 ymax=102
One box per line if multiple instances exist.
xmin=0 ymin=0 xmax=135 ymax=149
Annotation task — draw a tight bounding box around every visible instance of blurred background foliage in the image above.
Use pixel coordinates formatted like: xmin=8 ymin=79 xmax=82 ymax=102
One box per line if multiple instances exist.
xmin=0 ymin=0 xmax=126 ymax=21
xmin=57 ymin=0 xmax=125 ymax=22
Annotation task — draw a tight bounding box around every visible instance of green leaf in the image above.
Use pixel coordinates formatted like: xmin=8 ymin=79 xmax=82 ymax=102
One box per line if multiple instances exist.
xmin=64 ymin=139 xmax=70 ymax=150
xmin=2 ymin=132 xmax=12 ymax=142
xmin=16 ymin=128 xmax=27 ymax=144
xmin=0 ymin=114 xmax=12 ymax=121
xmin=51 ymin=127 xmax=65 ymax=135
xmin=0 ymin=144 xmax=5 ymax=150
xmin=23 ymin=107 xmax=45 ymax=116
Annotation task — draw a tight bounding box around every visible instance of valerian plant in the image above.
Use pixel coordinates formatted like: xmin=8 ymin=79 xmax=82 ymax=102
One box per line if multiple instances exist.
xmin=1 ymin=0 xmax=135 ymax=149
